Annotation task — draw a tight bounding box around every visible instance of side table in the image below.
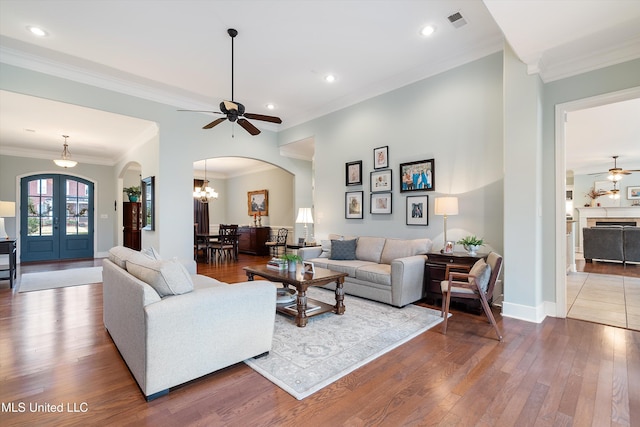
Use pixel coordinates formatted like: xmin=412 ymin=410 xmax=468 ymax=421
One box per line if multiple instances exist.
xmin=424 ymin=251 xmax=486 ymax=310
xmin=0 ymin=239 xmax=17 ymax=289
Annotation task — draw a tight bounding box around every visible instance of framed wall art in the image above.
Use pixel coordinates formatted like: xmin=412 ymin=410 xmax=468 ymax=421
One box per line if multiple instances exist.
xmin=247 ymin=189 xmax=269 ymax=216
xmin=373 ymin=146 xmax=389 ymax=169
xmin=370 ymin=169 xmax=392 ymax=192
xmin=345 ymin=191 xmax=364 ymax=219
xmin=346 ymin=160 xmax=363 ymax=186
xmin=406 ymin=195 xmax=429 ymax=226
xmin=400 ymin=159 xmax=435 ymax=192
xmin=628 ymin=186 xmax=640 ymax=200
xmin=370 ymin=192 xmax=392 ymax=214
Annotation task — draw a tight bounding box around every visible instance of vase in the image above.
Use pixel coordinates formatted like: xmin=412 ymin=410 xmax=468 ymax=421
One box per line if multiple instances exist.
xmin=288 ymin=262 xmax=297 ymax=272
xmin=465 ymin=245 xmax=480 ymax=256
xmin=128 ymin=195 xmax=138 ymax=202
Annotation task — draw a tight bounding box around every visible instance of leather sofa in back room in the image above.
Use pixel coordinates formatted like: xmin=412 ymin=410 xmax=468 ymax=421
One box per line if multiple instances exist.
xmin=583 ymin=226 xmax=640 ymax=265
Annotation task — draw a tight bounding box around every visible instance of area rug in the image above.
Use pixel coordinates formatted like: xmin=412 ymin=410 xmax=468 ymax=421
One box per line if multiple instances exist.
xmin=18 ymin=267 xmax=103 ymax=292
xmin=244 ymin=287 xmax=446 ymax=400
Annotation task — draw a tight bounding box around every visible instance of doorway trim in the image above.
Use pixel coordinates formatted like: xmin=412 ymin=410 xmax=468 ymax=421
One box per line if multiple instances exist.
xmin=554 ymin=86 xmax=640 ymax=317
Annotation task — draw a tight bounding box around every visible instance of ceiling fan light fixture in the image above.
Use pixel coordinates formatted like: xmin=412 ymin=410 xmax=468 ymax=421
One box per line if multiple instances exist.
xmin=607 ymin=172 xmax=622 ymax=181
xmin=53 ymin=135 xmax=77 ymax=168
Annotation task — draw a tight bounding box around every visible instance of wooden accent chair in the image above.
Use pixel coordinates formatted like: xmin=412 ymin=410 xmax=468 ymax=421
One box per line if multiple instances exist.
xmin=265 ymin=228 xmax=288 ymax=257
xmin=210 ymin=224 xmax=238 ymax=261
xmin=441 ymin=252 xmax=503 ymax=341
xmin=194 ymin=223 xmax=210 ymax=261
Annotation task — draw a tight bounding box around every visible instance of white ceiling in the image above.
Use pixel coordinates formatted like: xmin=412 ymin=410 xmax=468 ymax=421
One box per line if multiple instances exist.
xmin=1 ymin=0 xmax=639 ymax=172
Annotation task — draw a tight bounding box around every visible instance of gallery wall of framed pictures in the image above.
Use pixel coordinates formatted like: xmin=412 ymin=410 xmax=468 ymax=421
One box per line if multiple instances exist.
xmin=344 ymin=146 xmax=434 ymax=225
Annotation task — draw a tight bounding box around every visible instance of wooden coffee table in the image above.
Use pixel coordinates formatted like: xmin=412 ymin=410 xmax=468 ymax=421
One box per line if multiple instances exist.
xmin=243 ymin=264 xmax=348 ymax=327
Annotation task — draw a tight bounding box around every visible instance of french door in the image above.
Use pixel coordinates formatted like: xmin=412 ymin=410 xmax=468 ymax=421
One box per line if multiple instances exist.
xmin=20 ymin=174 xmax=94 ymax=262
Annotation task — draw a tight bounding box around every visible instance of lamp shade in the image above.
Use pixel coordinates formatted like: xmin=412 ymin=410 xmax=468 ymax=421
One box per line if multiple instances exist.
xmin=434 ymin=197 xmax=458 ymax=216
xmin=296 ymin=208 xmax=314 ymax=224
xmin=0 ymin=201 xmax=16 ymax=217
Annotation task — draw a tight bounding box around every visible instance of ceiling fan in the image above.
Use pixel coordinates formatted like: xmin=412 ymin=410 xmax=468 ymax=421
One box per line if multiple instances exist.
xmin=180 ymin=28 xmax=282 ymax=136
xmin=589 ymin=155 xmax=640 ymax=181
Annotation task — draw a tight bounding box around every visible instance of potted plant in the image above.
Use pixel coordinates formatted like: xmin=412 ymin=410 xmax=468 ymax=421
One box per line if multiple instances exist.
xmin=123 ymin=186 xmax=142 ymax=202
xmin=280 ymin=253 xmax=302 ymax=272
xmin=457 ymin=235 xmax=484 ymax=256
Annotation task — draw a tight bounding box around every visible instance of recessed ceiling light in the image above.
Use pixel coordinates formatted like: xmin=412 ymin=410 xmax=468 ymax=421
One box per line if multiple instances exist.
xmin=324 ymin=74 xmax=336 ymax=83
xmin=27 ymin=26 xmax=48 ymax=37
xmin=266 ymin=103 xmax=276 ymax=110
xmin=420 ymin=25 xmax=436 ymax=37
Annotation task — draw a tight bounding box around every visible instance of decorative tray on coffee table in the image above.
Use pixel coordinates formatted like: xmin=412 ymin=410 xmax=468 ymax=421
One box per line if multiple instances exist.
xmin=276 ymin=288 xmax=296 ymax=304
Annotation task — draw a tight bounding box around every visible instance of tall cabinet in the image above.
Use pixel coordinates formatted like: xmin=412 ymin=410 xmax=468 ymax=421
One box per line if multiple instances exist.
xmin=123 ymin=202 xmax=142 ymax=250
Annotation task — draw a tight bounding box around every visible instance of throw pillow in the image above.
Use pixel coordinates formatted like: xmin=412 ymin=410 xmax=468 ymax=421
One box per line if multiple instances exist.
xmin=126 ymin=258 xmax=194 ymax=297
xmin=319 ymin=240 xmax=331 ymax=258
xmin=141 ymin=246 xmax=162 ymax=260
xmin=468 ymin=259 xmax=492 ymax=293
xmin=329 ymin=239 xmax=357 ymax=260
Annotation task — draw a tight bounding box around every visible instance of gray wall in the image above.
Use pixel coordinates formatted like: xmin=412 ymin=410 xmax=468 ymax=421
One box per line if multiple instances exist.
xmin=279 ymin=53 xmax=505 ymax=258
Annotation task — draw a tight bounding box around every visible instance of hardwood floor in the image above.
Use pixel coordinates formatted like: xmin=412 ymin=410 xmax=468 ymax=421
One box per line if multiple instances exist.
xmin=1 ymin=255 xmax=638 ymax=426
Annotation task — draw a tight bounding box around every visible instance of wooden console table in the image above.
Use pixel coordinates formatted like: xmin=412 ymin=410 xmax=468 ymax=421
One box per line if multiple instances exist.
xmin=424 ymin=251 xmax=486 ymax=310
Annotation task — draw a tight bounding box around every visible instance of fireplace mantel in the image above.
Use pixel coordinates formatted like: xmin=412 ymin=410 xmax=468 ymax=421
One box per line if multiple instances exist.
xmin=576 ymin=207 xmax=640 ymax=251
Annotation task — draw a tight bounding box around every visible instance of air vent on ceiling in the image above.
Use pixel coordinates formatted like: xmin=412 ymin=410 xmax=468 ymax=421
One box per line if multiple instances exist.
xmin=447 ymin=11 xmax=467 ymax=28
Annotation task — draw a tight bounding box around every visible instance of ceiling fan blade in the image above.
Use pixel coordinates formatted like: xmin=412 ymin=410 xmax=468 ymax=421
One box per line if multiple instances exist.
xmin=177 ymin=109 xmax=223 ymax=114
xmin=203 ymin=117 xmax=226 ymax=129
xmin=244 ymin=113 xmax=282 ymax=124
xmin=237 ymin=118 xmax=261 ymax=135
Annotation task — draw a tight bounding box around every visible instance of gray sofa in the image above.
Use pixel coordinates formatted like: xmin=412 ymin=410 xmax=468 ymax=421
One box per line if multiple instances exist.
xmin=102 ymin=246 xmax=276 ymax=400
xmin=298 ymin=235 xmax=432 ymax=307
xmin=583 ymin=226 xmax=640 ymax=264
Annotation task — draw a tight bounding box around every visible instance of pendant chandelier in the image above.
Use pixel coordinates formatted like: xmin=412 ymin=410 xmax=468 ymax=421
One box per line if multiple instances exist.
xmin=193 ymin=159 xmax=218 ymax=203
xmin=53 ymin=135 xmax=77 ymax=168
xmin=608 ymin=181 xmax=620 ymax=199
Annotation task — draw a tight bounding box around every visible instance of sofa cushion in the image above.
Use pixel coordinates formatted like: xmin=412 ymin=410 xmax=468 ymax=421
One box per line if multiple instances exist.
xmin=355 ymin=236 xmax=386 ymax=263
xmin=355 ymin=263 xmax=391 ymax=286
xmin=469 ymin=259 xmax=491 ymax=293
xmin=126 ymin=258 xmax=194 ymax=297
xmin=108 ymin=245 xmax=149 ymax=269
xmin=330 ymin=239 xmax=357 ymax=260
xmin=324 ymin=260 xmax=377 ymax=278
xmin=380 ymin=238 xmax=431 ymax=265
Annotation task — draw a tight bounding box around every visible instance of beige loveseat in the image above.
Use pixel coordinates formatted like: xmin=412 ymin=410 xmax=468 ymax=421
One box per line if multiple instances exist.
xmin=102 ymin=246 xmax=276 ymax=400
xmin=298 ymin=235 xmax=432 ymax=307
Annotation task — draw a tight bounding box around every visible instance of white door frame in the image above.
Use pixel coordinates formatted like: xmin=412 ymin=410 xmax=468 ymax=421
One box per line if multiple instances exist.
xmin=554 ymin=86 xmax=640 ymax=317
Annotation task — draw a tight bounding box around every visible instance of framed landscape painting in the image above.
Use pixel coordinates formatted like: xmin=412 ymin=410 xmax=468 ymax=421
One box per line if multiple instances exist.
xmin=628 ymin=186 xmax=640 ymax=200
xmin=345 ymin=191 xmax=364 ymax=219
xmin=247 ymin=189 xmax=269 ymax=216
xmin=406 ymin=195 xmax=428 ymax=226
xmin=400 ymin=159 xmax=435 ymax=192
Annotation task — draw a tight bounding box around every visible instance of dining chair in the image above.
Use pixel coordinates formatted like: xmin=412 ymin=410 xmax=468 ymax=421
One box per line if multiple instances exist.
xmin=440 ymin=252 xmax=503 ymax=341
xmin=265 ymin=228 xmax=288 ymax=257
xmin=194 ymin=223 xmax=210 ymax=262
xmin=210 ymin=224 xmax=238 ymax=261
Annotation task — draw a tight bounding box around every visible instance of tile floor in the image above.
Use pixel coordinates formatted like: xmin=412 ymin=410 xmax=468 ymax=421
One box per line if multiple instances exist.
xmin=567 ymin=272 xmax=640 ymax=331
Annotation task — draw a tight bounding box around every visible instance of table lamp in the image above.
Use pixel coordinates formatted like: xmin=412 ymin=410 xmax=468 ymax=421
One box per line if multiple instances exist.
xmin=434 ymin=196 xmax=458 ymax=251
xmin=0 ymin=201 xmax=16 ymax=239
xmin=295 ymin=208 xmax=314 ymax=244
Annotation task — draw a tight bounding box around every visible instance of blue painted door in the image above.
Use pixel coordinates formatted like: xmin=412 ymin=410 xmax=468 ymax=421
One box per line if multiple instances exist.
xmin=20 ymin=174 xmax=94 ymax=262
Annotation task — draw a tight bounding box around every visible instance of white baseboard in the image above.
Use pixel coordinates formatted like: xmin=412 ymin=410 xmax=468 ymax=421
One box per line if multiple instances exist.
xmin=502 ymin=301 xmax=547 ymax=323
